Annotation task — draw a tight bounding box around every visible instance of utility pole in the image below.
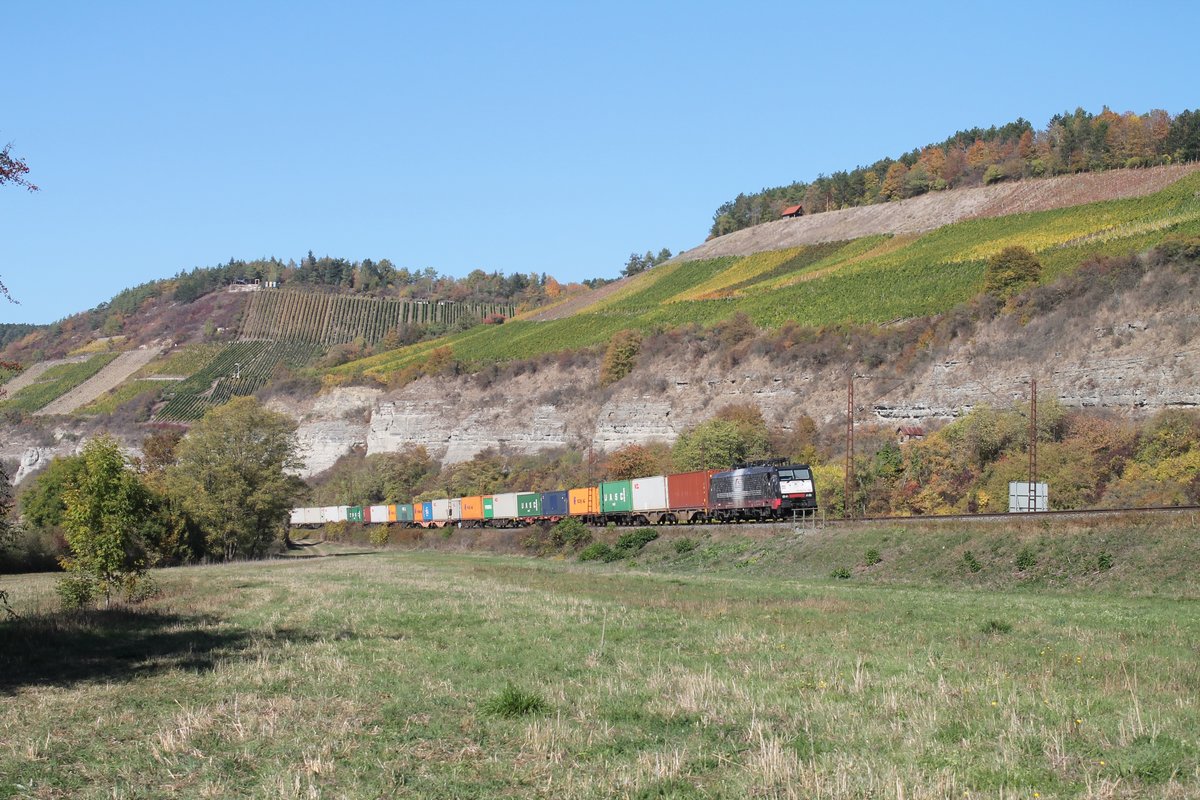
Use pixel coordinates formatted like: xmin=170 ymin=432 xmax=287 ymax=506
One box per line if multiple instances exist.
xmin=1028 ymin=377 xmax=1038 ymax=512
xmin=845 ymin=374 xmax=855 ymax=519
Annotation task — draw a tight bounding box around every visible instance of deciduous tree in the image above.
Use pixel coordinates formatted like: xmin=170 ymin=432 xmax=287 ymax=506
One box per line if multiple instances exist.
xmin=59 ymin=436 xmax=152 ymax=607
xmin=165 ymin=397 xmax=305 ymax=560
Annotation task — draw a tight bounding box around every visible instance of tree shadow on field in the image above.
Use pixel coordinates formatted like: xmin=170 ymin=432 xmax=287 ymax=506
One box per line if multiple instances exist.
xmin=0 ymin=608 xmax=260 ymax=693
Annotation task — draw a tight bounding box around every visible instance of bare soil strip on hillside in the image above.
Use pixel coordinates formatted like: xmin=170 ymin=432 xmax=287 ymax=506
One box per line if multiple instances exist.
xmin=524 ymin=276 xmax=634 ymax=321
xmin=0 ymin=356 xmax=90 ymax=395
xmin=35 ymin=344 xmax=167 ymax=416
xmin=676 ymin=164 xmax=1200 ymax=261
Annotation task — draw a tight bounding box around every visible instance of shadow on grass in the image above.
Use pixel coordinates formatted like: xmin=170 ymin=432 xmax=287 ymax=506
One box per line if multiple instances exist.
xmin=0 ymin=608 xmax=259 ymax=693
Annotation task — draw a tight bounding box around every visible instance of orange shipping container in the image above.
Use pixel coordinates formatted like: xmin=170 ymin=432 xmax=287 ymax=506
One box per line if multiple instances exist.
xmin=568 ymin=487 xmax=600 ymax=515
xmin=413 ymin=503 xmax=427 ymax=523
xmin=461 ymin=496 xmax=485 ymax=520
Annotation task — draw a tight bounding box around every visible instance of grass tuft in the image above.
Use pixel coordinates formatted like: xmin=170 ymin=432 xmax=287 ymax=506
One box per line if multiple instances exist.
xmin=482 ymin=683 xmax=550 ymax=718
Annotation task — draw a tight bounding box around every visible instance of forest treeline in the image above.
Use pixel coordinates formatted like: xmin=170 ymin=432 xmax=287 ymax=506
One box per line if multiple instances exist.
xmin=711 ymin=107 xmax=1200 ymax=237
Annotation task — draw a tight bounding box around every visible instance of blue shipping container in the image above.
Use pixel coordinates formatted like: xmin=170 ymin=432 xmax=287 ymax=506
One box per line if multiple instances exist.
xmin=422 ymin=501 xmax=433 ymax=520
xmin=541 ymin=490 xmax=569 ymax=517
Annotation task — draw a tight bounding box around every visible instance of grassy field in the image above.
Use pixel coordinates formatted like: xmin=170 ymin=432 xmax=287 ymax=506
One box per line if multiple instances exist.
xmin=3 ymin=523 xmax=1198 ymax=798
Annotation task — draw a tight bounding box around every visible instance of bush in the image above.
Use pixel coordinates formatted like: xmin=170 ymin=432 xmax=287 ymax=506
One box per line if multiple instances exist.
xmin=56 ymin=573 xmax=98 ymax=610
xmin=830 ymin=567 xmax=852 ymax=580
xmin=864 ymin=548 xmax=882 ymax=566
xmin=482 ymin=683 xmax=549 ymax=718
xmin=550 ymin=517 xmax=591 ymax=549
xmin=673 ymin=537 xmax=697 ymax=554
xmin=615 ymin=528 xmax=659 ymax=555
xmin=122 ymin=573 xmax=160 ymax=604
xmin=579 ymin=542 xmax=614 ymax=562
xmin=1097 ymin=551 xmax=1115 ymax=572
xmin=368 ymin=526 xmax=390 ymax=547
xmin=984 ymin=246 xmax=1042 ymax=301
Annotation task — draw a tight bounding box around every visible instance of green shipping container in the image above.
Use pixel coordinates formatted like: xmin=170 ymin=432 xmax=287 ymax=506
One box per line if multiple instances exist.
xmin=517 ymin=493 xmax=542 ymax=518
xmin=483 ymin=497 xmax=494 ymax=519
xmin=395 ymin=504 xmax=414 ymax=522
xmin=347 ymin=506 xmax=365 ymax=522
xmin=601 ymin=480 xmax=633 ymax=513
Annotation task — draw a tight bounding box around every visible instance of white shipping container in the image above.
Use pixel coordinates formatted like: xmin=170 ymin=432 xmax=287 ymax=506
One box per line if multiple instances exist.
xmin=1008 ymin=482 xmax=1048 ymax=513
xmin=322 ymin=506 xmax=349 ymax=523
xmin=631 ymin=476 xmax=669 ymax=512
xmin=450 ymin=498 xmax=463 ymax=521
xmin=368 ymin=505 xmax=390 ymax=523
xmin=492 ymin=492 xmax=519 ymax=520
xmin=431 ymin=499 xmax=451 ymax=521
xmin=290 ymin=507 xmax=324 ymax=526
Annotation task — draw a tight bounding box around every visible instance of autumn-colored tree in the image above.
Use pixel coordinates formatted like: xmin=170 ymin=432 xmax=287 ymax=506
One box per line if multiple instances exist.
xmin=879 ymin=161 xmax=909 ymax=200
xmin=604 ymin=444 xmax=669 ymax=480
xmin=984 ymin=246 xmax=1042 ymax=300
xmin=600 ymin=329 xmax=642 ymax=386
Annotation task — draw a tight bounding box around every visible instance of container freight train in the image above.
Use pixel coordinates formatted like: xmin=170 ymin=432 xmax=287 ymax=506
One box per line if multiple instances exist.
xmin=289 ymin=462 xmax=817 ymax=529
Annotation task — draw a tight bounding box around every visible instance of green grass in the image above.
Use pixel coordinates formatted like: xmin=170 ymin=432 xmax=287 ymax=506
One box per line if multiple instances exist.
xmin=0 ymin=353 xmax=119 ymax=414
xmin=329 ymin=171 xmax=1200 ymax=376
xmin=3 ymin=519 xmax=1198 ymax=798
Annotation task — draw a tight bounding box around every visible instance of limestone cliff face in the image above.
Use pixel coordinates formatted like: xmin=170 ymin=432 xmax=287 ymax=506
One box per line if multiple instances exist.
xmin=274 ymin=271 xmax=1200 ymax=476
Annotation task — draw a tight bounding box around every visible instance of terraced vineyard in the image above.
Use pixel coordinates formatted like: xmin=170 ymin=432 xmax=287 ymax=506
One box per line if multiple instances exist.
xmin=155 ymin=341 xmax=321 ymax=421
xmin=240 ymin=290 xmax=515 ymax=346
xmin=0 ymin=353 xmax=119 ymax=414
xmin=331 ymin=170 xmax=1200 ymax=378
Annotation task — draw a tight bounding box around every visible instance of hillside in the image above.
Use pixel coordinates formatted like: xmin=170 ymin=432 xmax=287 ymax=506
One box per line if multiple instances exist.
xmin=5 ymin=166 xmax=1200 ymax=490
xmin=685 ymin=164 xmax=1199 ymax=261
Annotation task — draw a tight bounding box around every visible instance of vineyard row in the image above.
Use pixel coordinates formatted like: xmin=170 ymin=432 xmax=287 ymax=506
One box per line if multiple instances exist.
xmin=239 ymin=290 xmax=516 ymax=346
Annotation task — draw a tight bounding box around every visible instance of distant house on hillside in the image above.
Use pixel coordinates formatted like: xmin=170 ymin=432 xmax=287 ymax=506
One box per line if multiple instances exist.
xmin=896 ymin=425 xmax=925 ymax=443
xmin=781 ymin=204 xmax=804 ymax=218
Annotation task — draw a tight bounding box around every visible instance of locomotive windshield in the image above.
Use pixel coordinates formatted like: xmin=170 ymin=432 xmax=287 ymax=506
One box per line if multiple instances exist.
xmin=777 ymin=467 xmax=812 ymax=482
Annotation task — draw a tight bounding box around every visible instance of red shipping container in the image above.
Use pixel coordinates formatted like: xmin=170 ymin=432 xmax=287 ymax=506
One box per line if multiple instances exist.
xmin=667 ymin=470 xmax=717 ymax=511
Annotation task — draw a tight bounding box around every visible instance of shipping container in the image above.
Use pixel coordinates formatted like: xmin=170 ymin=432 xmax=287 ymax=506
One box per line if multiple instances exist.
xmin=461 ymin=496 xmax=485 ymax=521
xmin=430 ymin=499 xmax=451 ymax=522
xmin=366 ymin=504 xmax=390 ymax=523
xmin=517 ymin=492 xmax=542 ymax=518
xmin=321 ymin=506 xmax=348 ymax=524
xmin=709 ymin=467 xmax=779 ymax=510
xmin=666 ymin=470 xmax=713 ymax=511
xmin=601 ymin=480 xmax=633 ymax=513
xmin=483 ymin=496 xmax=495 ymax=519
xmin=492 ymin=492 xmax=519 ymax=520
xmin=396 ymin=503 xmax=414 ymax=522
xmin=346 ymin=506 xmax=365 ymax=523
xmin=541 ymin=490 xmax=569 ymax=517
xmin=421 ymin=501 xmax=434 ymax=521
xmin=413 ymin=503 xmax=427 ymax=524
xmin=568 ymin=487 xmax=600 ymax=516
xmin=450 ymin=498 xmax=462 ymax=521
xmin=631 ymin=476 xmax=668 ymax=512
xmin=289 ymin=507 xmax=324 ymax=526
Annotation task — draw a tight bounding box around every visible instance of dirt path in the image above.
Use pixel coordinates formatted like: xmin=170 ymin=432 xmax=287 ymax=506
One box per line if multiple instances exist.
xmin=35 ymin=344 xmax=167 ymax=416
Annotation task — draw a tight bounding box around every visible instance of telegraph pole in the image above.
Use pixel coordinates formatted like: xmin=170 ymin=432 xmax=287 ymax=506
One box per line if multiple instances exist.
xmin=1028 ymin=377 xmax=1038 ymax=512
xmin=844 ymin=374 xmax=855 ymax=519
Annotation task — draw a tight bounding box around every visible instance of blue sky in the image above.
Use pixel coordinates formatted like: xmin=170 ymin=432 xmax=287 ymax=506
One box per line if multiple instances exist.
xmin=2 ymin=0 xmax=1198 ymax=324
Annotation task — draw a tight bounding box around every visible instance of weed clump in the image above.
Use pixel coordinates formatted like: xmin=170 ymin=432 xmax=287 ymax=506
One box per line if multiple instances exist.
xmin=864 ymin=548 xmax=882 ymax=566
xmin=963 ymin=551 xmax=983 ymax=573
xmin=830 ymin=567 xmax=852 ymax=580
xmin=1015 ymin=546 xmax=1037 ymax=571
xmin=980 ymin=619 xmax=1013 ymax=635
xmin=482 ymin=683 xmax=549 ymax=718
xmin=1097 ymin=551 xmax=1114 ymax=571
xmin=673 ymin=537 xmax=697 ymax=555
